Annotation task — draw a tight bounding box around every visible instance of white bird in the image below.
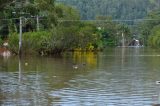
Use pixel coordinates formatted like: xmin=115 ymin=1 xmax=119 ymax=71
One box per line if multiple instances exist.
xmin=72 ymin=64 xmax=78 ymax=69
xmin=156 ymin=81 xmax=160 ymax=85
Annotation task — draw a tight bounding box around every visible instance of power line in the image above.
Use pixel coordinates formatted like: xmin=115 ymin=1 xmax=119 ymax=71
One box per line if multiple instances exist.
xmin=58 ymin=19 xmax=160 ymax=22
xmin=0 ymin=18 xmax=160 ymax=22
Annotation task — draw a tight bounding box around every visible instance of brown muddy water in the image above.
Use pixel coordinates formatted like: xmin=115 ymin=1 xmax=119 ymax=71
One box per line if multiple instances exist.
xmin=1 ymin=47 xmax=160 ymax=106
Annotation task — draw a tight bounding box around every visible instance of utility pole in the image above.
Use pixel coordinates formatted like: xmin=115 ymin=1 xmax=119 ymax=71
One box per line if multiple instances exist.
xmin=36 ymin=15 xmax=40 ymax=31
xmin=19 ymin=16 xmax=22 ymax=55
xmin=122 ymin=32 xmax=125 ymax=47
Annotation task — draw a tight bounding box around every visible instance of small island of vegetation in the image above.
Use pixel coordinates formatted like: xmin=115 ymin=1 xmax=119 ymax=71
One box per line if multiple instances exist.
xmin=0 ymin=0 xmax=132 ymax=56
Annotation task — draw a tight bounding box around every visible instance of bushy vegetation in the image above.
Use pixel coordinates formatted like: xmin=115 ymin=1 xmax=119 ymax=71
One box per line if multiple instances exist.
xmin=1 ymin=0 xmax=133 ymax=55
xmin=58 ymin=0 xmax=160 ymax=21
xmin=8 ymin=23 xmax=102 ymax=55
xmin=8 ymin=33 xmax=19 ymax=54
xmin=95 ymin=16 xmax=131 ymax=46
xmin=2 ymin=0 xmax=160 ymax=54
xmin=138 ymin=9 xmax=160 ymax=47
xmin=9 ymin=31 xmax=53 ymax=55
xmin=148 ymin=25 xmax=160 ymax=48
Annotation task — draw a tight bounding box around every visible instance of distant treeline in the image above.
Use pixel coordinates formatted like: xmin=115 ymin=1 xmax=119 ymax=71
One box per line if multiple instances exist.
xmin=58 ymin=0 xmax=160 ymax=20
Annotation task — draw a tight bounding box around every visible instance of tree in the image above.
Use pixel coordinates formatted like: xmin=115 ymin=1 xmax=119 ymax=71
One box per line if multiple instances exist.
xmin=139 ymin=9 xmax=160 ymax=46
xmin=94 ymin=16 xmax=131 ymax=46
xmin=148 ymin=25 xmax=160 ymax=47
xmin=0 ymin=0 xmax=15 ymax=9
xmin=58 ymin=0 xmax=158 ymax=22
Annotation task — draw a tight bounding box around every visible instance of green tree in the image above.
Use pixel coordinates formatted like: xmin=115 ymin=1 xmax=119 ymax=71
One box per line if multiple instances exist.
xmin=0 ymin=0 xmax=16 ymax=9
xmin=95 ymin=16 xmax=131 ymax=46
xmin=139 ymin=9 xmax=160 ymax=46
xmin=58 ymin=0 xmax=158 ymax=22
xmin=148 ymin=25 xmax=160 ymax=47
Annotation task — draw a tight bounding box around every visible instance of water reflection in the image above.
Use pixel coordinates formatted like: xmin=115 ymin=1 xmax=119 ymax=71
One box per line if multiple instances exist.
xmin=1 ymin=48 xmax=160 ymax=105
xmin=121 ymin=47 xmax=125 ymax=68
xmin=72 ymin=51 xmax=98 ymax=68
xmin=0 ymin=52 xmax=98 ymax=105
xmin=18 ymin=57 xmax=22 ymax=82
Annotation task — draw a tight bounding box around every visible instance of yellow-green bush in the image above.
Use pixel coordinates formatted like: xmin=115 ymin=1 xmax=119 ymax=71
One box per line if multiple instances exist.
xmin=148 ymin=25 xmax=160 ymax=48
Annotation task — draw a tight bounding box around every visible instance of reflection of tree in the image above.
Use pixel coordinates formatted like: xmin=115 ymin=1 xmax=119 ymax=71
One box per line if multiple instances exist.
xmin=121 ymin=47 xmax=125 ymax=68
xmin=0 ymin=54 xmax=99 ymax=105
xmin=73 ymin=51 xmax=98 ymax=68
xmin=0 ymin=57 xmax=8 ymax=72
xmin=18 ymin=57 xmax=22 ymax=82
xmin=0 ymin=82 xmax=5 ymax=105
xmin=158 ymin=85 xmax=160 ymax=104
xmin=42 ymin=52 xmax=99 ymax=90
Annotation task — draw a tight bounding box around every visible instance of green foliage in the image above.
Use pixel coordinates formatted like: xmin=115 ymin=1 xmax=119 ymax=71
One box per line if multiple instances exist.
xmin=8 ymin=33 xmax=19 ymax=54
xmin=8 ymin=31 xmax=53 ymax=55
xmin=55 ymin=25 xmax=79 ymax=50
xmin=78 ymin=26 xmax=95 ymax=49
xmin=56 ymin=3 xmax=81 ymax=28
xmin=56 ymin=3 xmax=80 ymax=20
xmin=58 ymin=0 xmax=159 ymax=21
xmin=0 ymin=0 xmax=59 ymax=37
xmin=55 ymin=22 xmax=101 ymax=51
xmin=94 ymin=16 xmax=131 ymax=46
xmin=139 ymin=9 xmax=160 ymax=46
xmin=8 ymin=22 xmax=103 ymax=55
xmin=23 ymin=31 xmax=52 ymax=54
xmin=5 ymin=0 xmax=135 ymax=55
xmin=0 ymin=0 xmax=17 ymax=9
xmin=148 ymin=25 xmax=160 ymax=47
xmin=35 ymin=0 xmax=57 ymax=27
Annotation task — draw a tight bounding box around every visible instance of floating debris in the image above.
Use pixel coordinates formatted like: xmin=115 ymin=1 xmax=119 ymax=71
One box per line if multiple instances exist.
xmin=73 ymin=64 xmax=78 ymax=69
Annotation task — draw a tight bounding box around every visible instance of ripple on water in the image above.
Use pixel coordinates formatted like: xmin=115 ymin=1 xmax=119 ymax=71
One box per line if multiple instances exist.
xmin=1 ymin=48 xmax=160 ymax=106
xmin=48 ymin=70 xmax=158 ymax=106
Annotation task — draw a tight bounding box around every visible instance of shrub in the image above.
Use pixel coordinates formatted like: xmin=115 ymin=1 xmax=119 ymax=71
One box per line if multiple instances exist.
xmin=8 ymin=33 xmax=19 ymax=54
xmin=8 ymin=23 xmax=103 ymax=55
xmin=8 ymin=31 xmax=52 ymax=55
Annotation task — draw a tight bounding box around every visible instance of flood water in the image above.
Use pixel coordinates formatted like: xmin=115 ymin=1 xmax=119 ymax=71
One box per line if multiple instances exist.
xmin=1 ymin=47 xmax=160 ymax=106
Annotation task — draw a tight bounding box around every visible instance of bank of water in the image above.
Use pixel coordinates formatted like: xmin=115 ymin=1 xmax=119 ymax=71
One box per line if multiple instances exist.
xmin=1 ymin=48 xmax=160 ymax=106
